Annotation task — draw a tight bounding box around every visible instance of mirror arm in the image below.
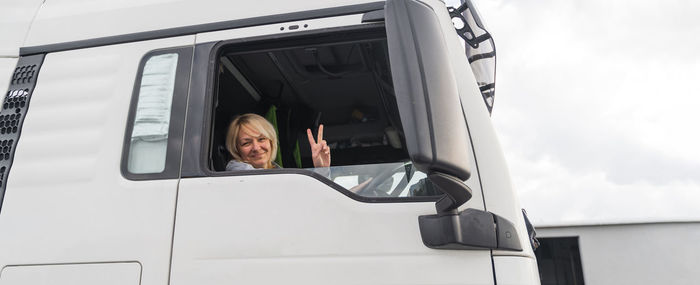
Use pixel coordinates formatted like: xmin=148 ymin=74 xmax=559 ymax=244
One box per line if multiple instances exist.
xmin=429 ymin=172 xmax=472 ymax=213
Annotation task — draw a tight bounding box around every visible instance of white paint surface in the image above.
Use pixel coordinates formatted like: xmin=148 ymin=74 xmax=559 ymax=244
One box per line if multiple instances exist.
xmin=0 ymin=36 xmax=194 ymax=285
xmin=0 ymin=0 xmax=43 ymax=56
xmin=493 ymin=256 xmax=541 ymax=285
xmin=23 ymin=0 xmax=381 ymax=47
xmin=171 ymin=174 xmax=495 ymax=285
xmin=0 ymin=262 xmax=141 ymax=285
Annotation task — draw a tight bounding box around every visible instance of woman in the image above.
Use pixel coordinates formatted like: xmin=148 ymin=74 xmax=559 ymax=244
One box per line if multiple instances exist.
xmin=225 ymin=113 xmax=330 ymax=170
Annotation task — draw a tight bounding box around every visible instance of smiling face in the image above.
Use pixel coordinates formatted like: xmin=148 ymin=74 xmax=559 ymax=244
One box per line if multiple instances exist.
xmin=236 ymin=124 xmax=272 ymax=169
xmin=225 ymin=113 xmax=278 ymax=170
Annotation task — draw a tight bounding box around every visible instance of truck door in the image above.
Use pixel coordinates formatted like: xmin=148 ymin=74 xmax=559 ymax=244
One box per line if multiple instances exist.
xmin=169 ymin=1 xmax=496 ymax=284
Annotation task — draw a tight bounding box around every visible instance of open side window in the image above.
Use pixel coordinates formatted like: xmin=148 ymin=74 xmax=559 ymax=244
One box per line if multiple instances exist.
xmin=207 ymin=25 xmax=444 ymax=200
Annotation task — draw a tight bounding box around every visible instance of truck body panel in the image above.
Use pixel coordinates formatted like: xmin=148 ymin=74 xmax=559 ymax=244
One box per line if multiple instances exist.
xmin=0 ymin=0 xmax=540 ymax=284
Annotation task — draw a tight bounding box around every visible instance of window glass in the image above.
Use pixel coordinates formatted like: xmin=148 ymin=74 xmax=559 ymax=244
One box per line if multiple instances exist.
xmin=329 ymin=162 xmax=438 ymax=197
xmin=127 ymin=53 xmax=179 ymax=174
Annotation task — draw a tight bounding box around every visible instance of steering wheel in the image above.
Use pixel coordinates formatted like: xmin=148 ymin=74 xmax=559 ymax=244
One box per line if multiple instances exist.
xmin=357 ymin=162 xmax=412 ymax=197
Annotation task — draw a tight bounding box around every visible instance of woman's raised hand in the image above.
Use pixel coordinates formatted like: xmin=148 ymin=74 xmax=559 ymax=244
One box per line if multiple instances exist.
xmin=307 ymin=124 xmax=331 ymax=168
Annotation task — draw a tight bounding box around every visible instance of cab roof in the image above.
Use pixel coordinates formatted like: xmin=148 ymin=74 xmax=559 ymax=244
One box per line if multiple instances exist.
xmin=1 ymin=0 xmax=383 ymax=56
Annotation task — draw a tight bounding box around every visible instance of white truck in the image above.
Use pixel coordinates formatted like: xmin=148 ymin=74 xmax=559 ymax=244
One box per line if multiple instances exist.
xmin=0 ymin=0 xmax=540 ymax=284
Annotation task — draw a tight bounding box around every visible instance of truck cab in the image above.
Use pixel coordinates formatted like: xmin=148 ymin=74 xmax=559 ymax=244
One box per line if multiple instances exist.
xmin=0 ymin=0 xmax=539 ymax=284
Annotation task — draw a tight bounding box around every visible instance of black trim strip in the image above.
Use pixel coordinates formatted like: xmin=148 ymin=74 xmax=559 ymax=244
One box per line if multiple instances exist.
xmin=467 ymin=51 xmax=496 ymax=63
xmin=203 ymin=168 xmax=441 ymax=204
xmin=491 ymin=249 xmax=498 ymax=285
xmin=19 ymin=2 xmax=385 ymax=56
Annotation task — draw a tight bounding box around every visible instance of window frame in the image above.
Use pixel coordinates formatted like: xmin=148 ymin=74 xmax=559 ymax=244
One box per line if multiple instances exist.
xmin=181 ymin=22 xmax=443 ymax=203
xmin=121 ymin=46 xmax=193 ymax=180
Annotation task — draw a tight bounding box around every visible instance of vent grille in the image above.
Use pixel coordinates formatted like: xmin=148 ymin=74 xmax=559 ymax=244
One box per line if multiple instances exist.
xmin=11 ymin=64 xmax=38 ymax=85
xmin=0 ymin=139 xmax=14 ymax=161
xmin=0 ymin=166 xmax=5 ymax=187
xmin=0 ymin=55 xmax=44 ymax=212
xmin=4 ymin=89 xmax=29 ymax=111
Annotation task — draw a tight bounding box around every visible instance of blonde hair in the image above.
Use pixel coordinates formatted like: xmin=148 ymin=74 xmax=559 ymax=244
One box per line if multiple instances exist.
xmin=226 ymin=113 xmax=278 ymax=169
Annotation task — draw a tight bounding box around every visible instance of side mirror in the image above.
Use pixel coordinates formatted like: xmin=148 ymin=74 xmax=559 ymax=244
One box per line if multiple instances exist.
xmin=384 ymin=0 xmax=523 ymax=251
xmin=386 ymin=0 xmax=473 ymax=212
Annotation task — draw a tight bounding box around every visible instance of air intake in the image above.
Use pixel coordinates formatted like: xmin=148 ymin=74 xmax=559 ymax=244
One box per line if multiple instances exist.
xmin=0 ymin=54 xmax=44 ymax=213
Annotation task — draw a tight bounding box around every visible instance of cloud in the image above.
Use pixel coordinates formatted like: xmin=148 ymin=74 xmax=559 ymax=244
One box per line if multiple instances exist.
xmin=469 ymin=0 xmax=700 ymax=223
xmin=507 ymin=153 xmax=700 ymax=225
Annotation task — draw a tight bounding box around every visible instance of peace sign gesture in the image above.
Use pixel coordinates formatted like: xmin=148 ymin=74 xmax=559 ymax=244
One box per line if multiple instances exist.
xmin=307 ymin=124 xmax=331 ymax=168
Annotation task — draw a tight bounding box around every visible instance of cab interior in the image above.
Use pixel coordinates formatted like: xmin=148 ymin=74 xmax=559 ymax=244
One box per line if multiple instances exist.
xmin=210 ymin=26 xmax=411 ymax=171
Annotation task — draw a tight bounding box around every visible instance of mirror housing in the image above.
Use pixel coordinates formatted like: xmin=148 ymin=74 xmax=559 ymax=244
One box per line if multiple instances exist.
xmin=386 ymin=0 xmax=473 ymax=211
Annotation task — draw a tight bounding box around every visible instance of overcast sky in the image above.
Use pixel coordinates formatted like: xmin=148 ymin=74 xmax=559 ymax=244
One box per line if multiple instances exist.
xmin=461 ymin=0 xmax=700 ymax=225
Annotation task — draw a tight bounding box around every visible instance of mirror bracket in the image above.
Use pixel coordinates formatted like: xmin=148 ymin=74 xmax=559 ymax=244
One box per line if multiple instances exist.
xmin=418 ymin=208 xmax=523 ymax=251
